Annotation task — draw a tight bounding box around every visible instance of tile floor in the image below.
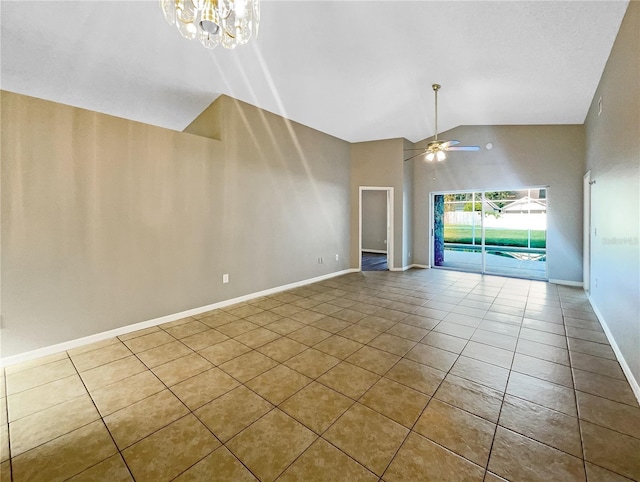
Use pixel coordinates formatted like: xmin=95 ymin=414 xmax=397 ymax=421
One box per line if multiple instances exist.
xmin=1 ymin=269 xmax=639 ymax=481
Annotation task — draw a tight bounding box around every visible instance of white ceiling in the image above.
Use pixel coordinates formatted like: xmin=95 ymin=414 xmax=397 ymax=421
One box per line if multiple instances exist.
xmin=0 ymin=1 xmax=628 ymax=143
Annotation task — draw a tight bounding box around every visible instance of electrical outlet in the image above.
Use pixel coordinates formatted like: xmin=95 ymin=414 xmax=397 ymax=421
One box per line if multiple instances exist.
xmin=335 ymin=254 xmax=339 ymax=261
xmin=595 ymin=277 xmax=598 ymax=288
xmin=222 ymin=274 xmax=229 ymax=284
xmin=598 ymin=96 xmax=603 ymax=116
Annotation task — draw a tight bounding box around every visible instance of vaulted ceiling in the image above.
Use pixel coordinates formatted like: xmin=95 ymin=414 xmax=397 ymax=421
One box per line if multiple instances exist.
xmin=0 ymin=1 xmax=628 ymax=143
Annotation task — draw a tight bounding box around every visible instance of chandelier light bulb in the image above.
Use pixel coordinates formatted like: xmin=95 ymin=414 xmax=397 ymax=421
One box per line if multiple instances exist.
xmin=161 ymin=0 xmax=260 ymax=50
xmin=426 ymin=152 xmax=435 ymax=162
xmin=437 ymin=150 xmax=446 ymax=161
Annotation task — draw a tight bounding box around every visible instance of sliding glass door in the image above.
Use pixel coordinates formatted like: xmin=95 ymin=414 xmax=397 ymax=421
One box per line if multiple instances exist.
xmin=433 ymin=188 xmax=547 ymax=280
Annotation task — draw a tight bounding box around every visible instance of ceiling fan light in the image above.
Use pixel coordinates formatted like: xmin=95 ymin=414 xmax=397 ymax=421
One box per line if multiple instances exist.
xmin=426 ymin=152 xmax=435 ymax=162
xmin=437 ymin=150 xmax=446 ymax=161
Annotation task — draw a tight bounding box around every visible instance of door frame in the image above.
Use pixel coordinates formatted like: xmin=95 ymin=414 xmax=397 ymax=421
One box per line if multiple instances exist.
xmin=583 ymin=171 xmax=592 ymax=293
xmin=359 ymin=186 xmax=394 ymax=271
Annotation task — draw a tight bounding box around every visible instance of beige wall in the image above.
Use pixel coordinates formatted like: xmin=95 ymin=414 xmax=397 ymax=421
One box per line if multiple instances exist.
xmin=585 ymin=2 xmax=639 ymax=385
xmin=350 ymin=139 xmax=406 ymax=269
xmin=1 ymin=92 xmax=351 ymax=357
xmin=361 ymin=190 xmax=387 ymax=252
xmin=411 ymin=124 xmax=585 ymax=282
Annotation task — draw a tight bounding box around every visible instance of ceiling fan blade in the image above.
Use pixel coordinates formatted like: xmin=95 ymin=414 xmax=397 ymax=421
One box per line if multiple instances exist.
xmin=447 ymin=146 xmax=481 ymax=151
xmin=441 ymin=140 xmax=460 ymax=148
xmin=403 ymin=151 xmax=426 ymax=162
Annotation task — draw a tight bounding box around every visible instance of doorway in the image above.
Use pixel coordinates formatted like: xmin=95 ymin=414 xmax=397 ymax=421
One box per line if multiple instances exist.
xmin=432 ymin=188 xmax=548 ymax=280
xmin=359 ymin=187 xmax=394 ymax=271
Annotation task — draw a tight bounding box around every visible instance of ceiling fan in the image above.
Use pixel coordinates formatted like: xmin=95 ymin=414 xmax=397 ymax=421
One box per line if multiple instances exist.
xmin=405 ymin=84 xmax=480 ymax=162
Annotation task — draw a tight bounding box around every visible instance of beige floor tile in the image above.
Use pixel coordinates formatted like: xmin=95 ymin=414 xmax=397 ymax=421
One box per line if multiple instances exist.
xmin=470 ymin=329 xmax=518 ymax=351
xmin=402 ymin=314 xmax=439 ymax=330
xmin=384 ymin=431 xmax=485 ymax=481
xmin=284 ymin=348 xmax=341 ymax=378
xmin=199 ymin=312 xmax=241 ymax=328
xmin=67 ymin=338 xmax=121 ymax=357
xmin=338 ymin=324 xmax=381 ymax=344
xmin=152 ymin=352 xmax=213 ymax=386
xmin=265 ymin=318 xmax=305 ymax=335
xmin=68 ymin=454 xmax=133 ymax=481
xmin=478 ymin=320 xmax=520 ymax=337
xmin=122 ymin=330 xmax=175 ymax=353
xmin=523 ymin=317 xmax=567 ymax=335
xmin=516 ymin=338 xmax=570 ymax=366
xmin=227 ymin=305 xmax=265 ymax=318
xmin=405 ymin=343 xmax=459 ymax=372
xmin=11 ymin=420 xmax=117 ymax=482
xmin=567 ymin=337 xmax=616 ymax=360
xmin=7 ymin=374 xmax=87 ymax=422
xmin=582 ymin=420 xmax=640 ymax=480
xmin=287 ymin=325 xmax=332 ymax=346
xmin=104 ymin=390 xmax=189 ymax=449
xmin=6 ymin=358 xmax=77 ymax=395
xmin=506 ymin=372 xmax=577 ymax=417
xmin=160 ymin=317 xmax=195 ymax=330
xmin=585 ymin=461 xmax=635 ymax=482
xmin=198 ymin=339 xmax=251 ymax=365
xmin=117 ymin=326 xmax=161 ymax=342
xmin=359 ymin=315 xmax=396 ymax=332
xmin=174 ymin=446 xmax=257 ymax=481
xmin=323 ymin=403 xmax=408 ymax=476
xmin=570 ymin=351 xmax=626 ymax=380
xmin=9 ymin=393 xmax=99 ymax=456
xmin=576 ymin=391 xmax=640 ymax=439
xmin=360 ymin=377 xmax=429 ymax=428
xmin=315 ymin=335 xmax=363 ymax=359
xmin=89 ymin=370 xmax=165 ymax=416
xmin=195 ymin=386 xmax=273 ymax=442
xmin=512 ymin=352 xmax=574 ymax=388
xmin=421 ymin=331 xmax=467 ymax=354
xmin=1 ymin=460 xmax=10 ymax=482
xmin=135 ymin=340 xmax=193 ymax=369
xmin=170 ymin=367 xmax=239 ymax=410
xmin=499 ymin=394 xmax=582 ymax=458
xmin=70 ymin=342 xmax=132 ymax=372
xmin=227 ymin=409 xmax=317 ymax=482
xmin=280 ymin=382 xmax=353 ymax=434
xmin=80 ymin=355 xmax=147 ymax=392
xmin=234 ymin=327 xmax=281 ymax=348
xmin=246 ymin=310 xmax=284 ymax=326
xmin=4 ymin=351 xmax=69 ymax=376
xmin=332 ymin=308 xmax=368 ymax=323
xmin=246 ymin=364 xmax=311 ymax=405
xmin=311 ymin=317 xmax=351 ymax=334
xmin=415 ymin=399 xmax=496 ymax=467
xmin=434 ymin=374 xmax=503 ymax=423
xmin=310 ymin=303 xmax=343 ymax=316
xmin=573 ymin=368 xmax=638 ymax=407
xmin=219 ymin=350 xmax=278 ymax=383
xmin=368 ymin=333 xmax=417 ymax=356
xmin=449 ymin=355 xmax=510 ymax=392
xmin=566 ymin=326 xmax=608 ymax=344
xmin=257 ymin=337 xmax=307 ymax=362
xmin=488 ymin=427 xmax=586 ymax=481
xmin=384 ymin=358 xmax=445 ymax=395
xmin=216 ymin=320 xmax=260 ymax=338
xmin=317 ymin=362 xmax=380 ymax=399
xmin=123 ymin=414 xmax=219 ymax=482
xmin=433 ymin=321 xmax=476 ymax=339
xmin=278 ymin=438 xmax=377 ymax=482
xmin=180 ymin=329 xmax=229 ymax=351
xmin=461 ymin=341 xmax=514 ymax=369
xmin=374 ymin=308 xmax=408 ymax=323
xmin=385 ymin=323 xmax=429 ymax=342
xmin=346 ymin=346 xmax=400 ymax=375
xmin=0 ymin=424 xmax=8 ymax=463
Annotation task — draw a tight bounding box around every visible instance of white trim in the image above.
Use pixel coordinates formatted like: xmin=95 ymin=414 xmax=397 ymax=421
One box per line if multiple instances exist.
xmin=410 ymin=264 xmax=430 ymax=269
xmin=359 ymin=186 xmax=394 ymax=271
xmin=361 ymin=249 xmax=387 ymax=254
xmin=583 ymin=171 xmax=591 ymax=294
xmin=589 ymin=296 xmax=640 ymax=405
xmin=389 ymin=266 xmax=410 ymax=272
xmin=1 ymin=268 xmax=359 ymax=367
xmin=549 ymin=279 xmax=583 ymax=287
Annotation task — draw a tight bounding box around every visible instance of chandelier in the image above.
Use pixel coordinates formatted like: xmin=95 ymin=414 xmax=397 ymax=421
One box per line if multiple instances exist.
xmin=160 ymin=0 xmax=260 ymax=50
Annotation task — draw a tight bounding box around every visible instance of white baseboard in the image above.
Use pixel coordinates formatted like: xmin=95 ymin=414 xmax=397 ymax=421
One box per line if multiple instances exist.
xmin=362 ymin=249 xmax=387 ymax=254
xmin=1 ymin=268 xmax=359 ymax=367
xmin=410 ymin=264 xmax=430 ymax=269
xmin=589 ymin=296 xmax=640 ymax=405
xmin=549 ymin=279 xmax=583 ymax=287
